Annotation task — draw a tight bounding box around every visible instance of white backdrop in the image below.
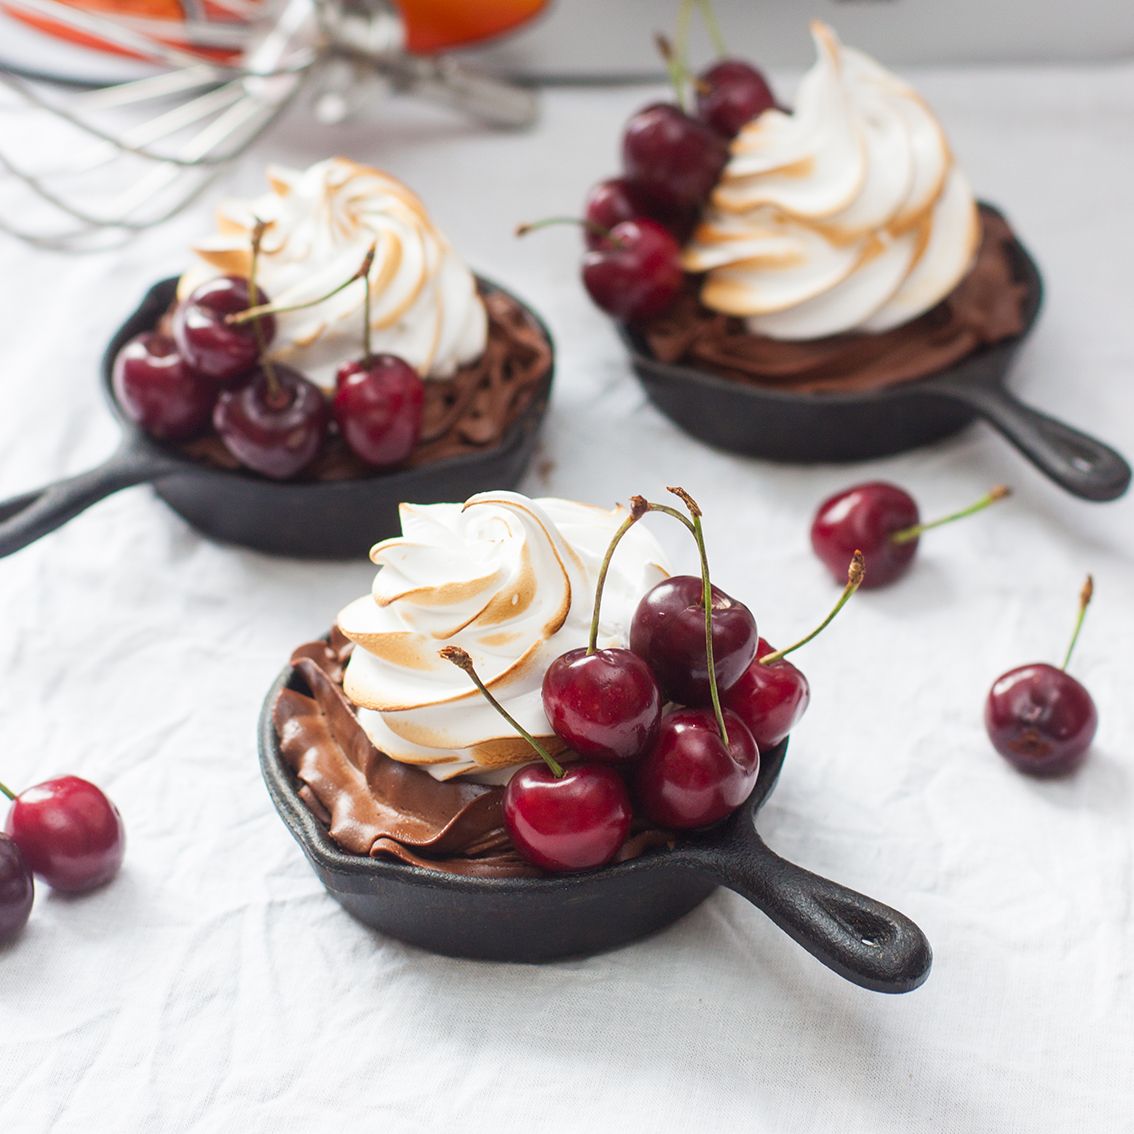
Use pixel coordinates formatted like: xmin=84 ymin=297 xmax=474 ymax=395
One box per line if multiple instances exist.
xmin=0 ymin=60 xmax=1132 ymax=1133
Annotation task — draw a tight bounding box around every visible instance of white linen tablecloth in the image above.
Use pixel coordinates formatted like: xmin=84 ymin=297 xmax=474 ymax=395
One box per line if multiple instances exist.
xmin=1 ymin=64 xmax=1132 ymax=1134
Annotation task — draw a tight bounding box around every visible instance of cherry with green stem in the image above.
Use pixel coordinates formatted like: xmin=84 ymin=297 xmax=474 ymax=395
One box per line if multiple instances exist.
xmin=811 ymin=481 xmax=1011 ymax=588
xmin=985 ymin=575 xmax=1099 ymax=777
xmin=441 ymin=647 xmax=632 ymax=873
xmin=725 ymin=551 xmax=865 ymax=750
xmin=333 ymin=242 xmax=425 ymax=468
xmin=631 ymin=487 xmax=760 ymax=830
xmin=517 ymin=216 xmax=683 ymax=321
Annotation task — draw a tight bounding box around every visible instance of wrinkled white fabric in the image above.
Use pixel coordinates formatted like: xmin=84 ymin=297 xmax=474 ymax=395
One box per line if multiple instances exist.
xmin=1 ymin=66 xmax=1132 ymax=1134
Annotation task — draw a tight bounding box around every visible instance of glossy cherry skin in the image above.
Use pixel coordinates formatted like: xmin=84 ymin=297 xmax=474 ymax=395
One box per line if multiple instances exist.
xmin=695 ymin=59 xmax=776 ymax=137
xmin=112 ymin=332 xmax=215 ymax=441
xmin=541 ymin=647 xmax=662 ymax=764
xmin=213 ymin=364 xmax=328 ymax=480
xmin=811 ymin=481 xmax=919 ymax=589
xmin=582 ymin=218 xmax=684 ymax=322
xmin=5 ymin=776 xmax=125 ymax=893
xmin=0 ymin=833 xmax=34 ymax=942
xmin=723 ymin=638 xmax=810 ymax=751
xmin=503 ymin=763 xmax=633 ymax=872
xmin=985 ymin=664 xmax=1098 ymax=777
xmin=172 ymin=276 xmax=276 ymax=386
xmin=635 ymin=707 xmax=759 ymax=829
xmin=629 ymin=575 xmax=758 ymax=706
xmin=333 ymin=355 xmax=425 ymax=468
xmin=622 ymin=103 xmax=728 ymax=212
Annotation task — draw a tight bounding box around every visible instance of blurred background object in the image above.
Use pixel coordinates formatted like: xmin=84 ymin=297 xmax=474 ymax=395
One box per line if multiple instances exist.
xmin=0 ymin=0 xmax=546 ymax=250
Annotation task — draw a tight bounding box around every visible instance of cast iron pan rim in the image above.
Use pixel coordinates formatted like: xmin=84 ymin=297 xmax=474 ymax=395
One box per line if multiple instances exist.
xmin=617 ymin=200 xmax=1041 ymax=407
xmin=259 ymin=656 xmax=787 ymax=897
xmin=98 ymin=273 xmax=556 ymax=488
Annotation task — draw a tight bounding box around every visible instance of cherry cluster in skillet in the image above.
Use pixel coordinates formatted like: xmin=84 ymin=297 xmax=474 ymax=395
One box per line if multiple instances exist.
xmin=1 ymin=775 xmax=125 ymax=943
xmin=112 ymin=226 xmax=425 ymax=480
xmin=517 ymin=2 xmax=775 ymax=322
xmin=443 ymin=487 xmax=864 ymax=874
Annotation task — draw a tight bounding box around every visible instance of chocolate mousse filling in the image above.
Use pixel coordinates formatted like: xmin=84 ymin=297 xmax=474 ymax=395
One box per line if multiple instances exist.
xmin=273 ymin=631 xmax=674 ymax=878
xmin=642 ymin=207 xmax=1030 ymax=394
xmin=178 ymin=286 xmax=552 ymax=478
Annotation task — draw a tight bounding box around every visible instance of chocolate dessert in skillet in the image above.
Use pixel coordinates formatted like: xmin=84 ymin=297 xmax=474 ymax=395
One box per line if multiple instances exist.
xmin=113 ymin=157 xmax=552 ymax=481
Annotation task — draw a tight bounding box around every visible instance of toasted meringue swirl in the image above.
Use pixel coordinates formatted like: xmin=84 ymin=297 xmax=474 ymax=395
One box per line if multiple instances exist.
xmin=179 ymin=157 xmax=487 ymax=389
xmin=682 ymin=21 xmax=981 ymax=340
xmin=337 ymin=493 xmax=670 ymax=780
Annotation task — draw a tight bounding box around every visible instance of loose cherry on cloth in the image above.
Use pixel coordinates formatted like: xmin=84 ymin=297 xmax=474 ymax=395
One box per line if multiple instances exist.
xmin=725 ymin=552 xmax=864 ymax=748
xmin=542 ymin=495 xmax=662 ymax=764
xmin=112 ymin=332 xmax=215 ymax=441
xmin=810 ymin=482 xmax=1010 ymax=588
xmin=441 ymin=647 xmax=632 ymax=872
xmin=2 ymin=776 xmax=125 ymax=893
xmin=985 ymin=576 xmax=1099 ymax=776
xmin=0 ymin=832 xmax=34 ymax=942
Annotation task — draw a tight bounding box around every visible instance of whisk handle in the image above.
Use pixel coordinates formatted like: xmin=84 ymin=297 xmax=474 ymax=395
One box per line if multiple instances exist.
xmin=0 ymin=439 xmax=176 ymax=559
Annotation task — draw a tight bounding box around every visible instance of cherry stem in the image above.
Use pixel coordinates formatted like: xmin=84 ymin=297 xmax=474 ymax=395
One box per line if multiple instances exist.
xmin=667 ymin=486 xmax=729 ymax=747
xmin=890 ymin=485 xmax=1011 ymax=545
xmin=248 ymin=217 xmax=281 ymax=400
xmin=587 ymin=496 xmax=650 ymax=655
xmin=228 ymin=245 xmax=375 ymax=327
xmin=1061 ymin=574 xmax=1094 ymax=672
xmin=360 ymin=240 xmax=376 ymax=365
xmin=760 ymin=551 xmax=866 ymax=666
xmin=515 ymin=217 xmax=626 ymax=250
xmin=697 ymin=0 xmax=727 ymax=57
xmin=0 ymin=780 xmax=15 ymax=802
xmin=440 ymin=646 xmax=565 ymax=778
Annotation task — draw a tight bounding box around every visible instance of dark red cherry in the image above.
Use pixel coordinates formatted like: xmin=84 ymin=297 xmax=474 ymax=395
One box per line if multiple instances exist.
xmin=635 ymin=707 xmax=758 ymax=829
xmin=112 ymin=332 xmax=215 ymax=441
xmin=172 ymin=276 xmax=276 ymax=386
xmin=622 ymin=103 xmax=728 ymax=212
xmin=811 ymin=482 xmax=919 ymax=589
xmin=213 ymin=364 xmax=328 ymax=480
xmin=985 ymin=664 xmax=1098 ymax=777
xmin=541 ymin=647 xmax=661 ymax=764
xmin=333 ymin=354 xmax=424 ymax=468
xmin=582 ymin=177 xmax=692 ymax=247
xmin=5 ymin=776 xmax=125 ymax=893
xmin=695 ymin=59 xmax=776 ymax=137
xmin=503 ymin=763 xmax=633 ymax=872
xmin=582 ymin=218 xmax=683 ymax=322
xmin=723 ymin=638 xmax=810 ymax=751
xmin=629 ymin=575 xmax=757 ymax=705
xmin=0 ymin=833 xmax=34 ymax=942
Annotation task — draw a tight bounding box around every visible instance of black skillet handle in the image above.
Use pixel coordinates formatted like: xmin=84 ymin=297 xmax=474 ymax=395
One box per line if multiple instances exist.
xmin=696 ymin=821 xmax=932 ymax=993
xmin=0 ymin=438 xmax=177 ymax=558
xmin=926 ymin=375 xmax=1131 ymax=502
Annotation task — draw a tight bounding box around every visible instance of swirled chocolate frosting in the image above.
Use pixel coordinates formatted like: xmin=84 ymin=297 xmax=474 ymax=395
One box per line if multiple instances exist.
xmin=178 ymin=287 xmax=551 ymax=478
xmin=273 ymin=633 xmax=673 ymax=877
xmin=642 ymin=208 xmax=1029 ymax=394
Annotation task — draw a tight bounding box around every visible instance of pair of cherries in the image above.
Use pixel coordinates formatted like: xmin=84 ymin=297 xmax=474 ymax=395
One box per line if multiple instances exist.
xmin=114 ymin=236 xmax=425 ymax=479
xmin=0 ymin=776 xmax=125 ymax=943
xmin=811 ymin=479 xmax=1099 ymax=776
xmin=520 ymin=7 xmax=776 ymax=323
xmin=445 ymin=490 xmax=862 ymax=874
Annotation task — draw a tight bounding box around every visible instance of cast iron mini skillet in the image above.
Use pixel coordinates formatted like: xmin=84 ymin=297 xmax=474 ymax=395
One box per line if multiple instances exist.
xmin=0 ymin=277 xmax=554 ymax=560
xmin=618 ymin=206 xmax=1130 ymax=502
xmin=259 ymin=658 xmax=932 ymax=993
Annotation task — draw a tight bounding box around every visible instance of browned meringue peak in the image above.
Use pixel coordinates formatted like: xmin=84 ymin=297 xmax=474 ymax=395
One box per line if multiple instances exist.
xmin=273 ymin=632 xmax=675 ymax=878
xmin=644 ymin=208 xmax=1028 ymax=394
